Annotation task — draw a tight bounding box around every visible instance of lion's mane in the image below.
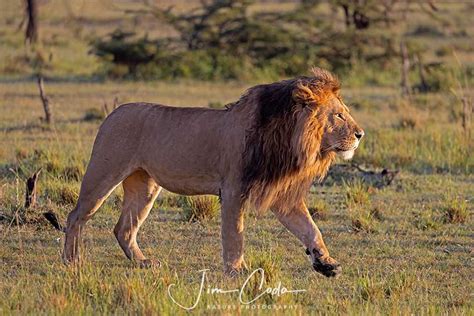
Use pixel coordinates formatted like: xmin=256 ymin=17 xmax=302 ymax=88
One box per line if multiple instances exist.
xmin=232 ymin=68 xmax=340 ymax=212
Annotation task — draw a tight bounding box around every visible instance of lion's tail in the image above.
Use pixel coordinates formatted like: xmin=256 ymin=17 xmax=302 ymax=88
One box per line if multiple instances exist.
xmin=43 ymin=211 xmax=66 ymax=233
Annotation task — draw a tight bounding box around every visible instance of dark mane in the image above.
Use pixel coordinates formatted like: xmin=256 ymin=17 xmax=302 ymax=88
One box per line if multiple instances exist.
xmin=240 ymin=68 xmax=339 ymax=212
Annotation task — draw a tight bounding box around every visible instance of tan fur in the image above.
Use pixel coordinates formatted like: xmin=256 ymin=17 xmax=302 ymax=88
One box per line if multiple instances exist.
xmin=62 ymin=68 xmax=363 ymax=277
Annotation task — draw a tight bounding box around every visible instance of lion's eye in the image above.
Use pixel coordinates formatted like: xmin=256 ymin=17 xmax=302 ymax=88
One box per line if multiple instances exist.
xmin=335 ymin=113 xmax=345 ymax=121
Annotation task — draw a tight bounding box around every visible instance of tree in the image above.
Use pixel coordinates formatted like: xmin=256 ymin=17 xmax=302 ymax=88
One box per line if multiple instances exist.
xmin=25 ymin=0 xmax=39 ymax=44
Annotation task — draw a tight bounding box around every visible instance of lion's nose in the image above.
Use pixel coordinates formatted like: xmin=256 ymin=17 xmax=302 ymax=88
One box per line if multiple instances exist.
xmin=355 ymin=130 xmax=364 ymax=140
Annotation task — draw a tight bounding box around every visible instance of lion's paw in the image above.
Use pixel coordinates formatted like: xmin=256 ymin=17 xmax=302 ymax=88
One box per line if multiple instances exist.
xmin=136 ymin=259 xmax=161 ymax=269
xmin=224 ymin=260 xmax=248 ymax=278
xmin=312 ymin=256 xmax=341 ymax=278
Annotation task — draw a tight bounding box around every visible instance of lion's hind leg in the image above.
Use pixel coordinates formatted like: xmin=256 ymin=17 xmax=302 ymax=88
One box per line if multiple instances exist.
xmin=114 ymin=169 xmax=161 ymax=268
xmin=63 ymin=169 xmax=124 ymax=264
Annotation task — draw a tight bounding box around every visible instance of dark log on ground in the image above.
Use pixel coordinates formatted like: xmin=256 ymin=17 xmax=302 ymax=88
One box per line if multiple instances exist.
xmin=323 ymin=164 xmax=399 ymax=188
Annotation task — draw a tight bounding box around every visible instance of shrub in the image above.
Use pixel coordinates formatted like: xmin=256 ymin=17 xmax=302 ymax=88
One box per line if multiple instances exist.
xmin=181 ymin=195 xmax=220 ymax=222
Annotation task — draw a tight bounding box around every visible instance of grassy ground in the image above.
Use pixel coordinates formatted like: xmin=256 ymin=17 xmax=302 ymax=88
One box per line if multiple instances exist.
xmin=0 ymin=0 xmax=473 ymax=315
xmin=0 ymin=80 xmax=472 ymax=315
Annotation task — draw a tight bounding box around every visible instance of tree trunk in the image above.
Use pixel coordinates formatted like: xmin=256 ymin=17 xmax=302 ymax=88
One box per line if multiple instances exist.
xmin=25 ymin=0 xmax=39 ymax=44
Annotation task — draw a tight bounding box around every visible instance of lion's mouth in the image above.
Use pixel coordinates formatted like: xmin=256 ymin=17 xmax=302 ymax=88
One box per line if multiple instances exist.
xmin=335 ymin=145 xmax=357 ymax=152
xmin=335 ymin=143 xmax=359 ymax=160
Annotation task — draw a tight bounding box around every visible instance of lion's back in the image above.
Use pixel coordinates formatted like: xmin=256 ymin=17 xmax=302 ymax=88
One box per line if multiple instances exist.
xmin=88 ymin=102 xmax=236 ymax=187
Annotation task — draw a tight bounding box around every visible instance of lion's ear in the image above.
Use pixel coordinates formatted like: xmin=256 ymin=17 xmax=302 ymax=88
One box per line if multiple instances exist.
xmin=292 ymin=82 xmax=315 ymax=106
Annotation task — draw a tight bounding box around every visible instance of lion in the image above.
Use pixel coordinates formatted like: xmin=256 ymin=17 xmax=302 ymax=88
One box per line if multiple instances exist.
xmin=48 ymin=67 xmax=364 ymax=278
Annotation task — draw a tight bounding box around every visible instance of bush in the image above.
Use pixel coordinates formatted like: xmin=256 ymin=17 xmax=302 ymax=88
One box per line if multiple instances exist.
xmin=89 ymin=1 xmax=407 ymax=83
xmin=181 ymin=195 xmax=220 ymax=222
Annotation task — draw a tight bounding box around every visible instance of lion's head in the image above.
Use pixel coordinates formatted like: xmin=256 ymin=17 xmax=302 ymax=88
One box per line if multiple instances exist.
xmin=239 ymin=67 xmax=364 ymax=212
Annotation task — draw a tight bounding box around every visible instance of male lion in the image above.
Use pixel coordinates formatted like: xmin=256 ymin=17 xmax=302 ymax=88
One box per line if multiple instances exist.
xmin=52 ymin=68 xmax=364 ymax=278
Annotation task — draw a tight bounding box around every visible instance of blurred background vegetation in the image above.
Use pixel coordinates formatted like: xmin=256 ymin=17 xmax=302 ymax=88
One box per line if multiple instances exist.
xmin=1 ymin=0 xmax=473 ymax=87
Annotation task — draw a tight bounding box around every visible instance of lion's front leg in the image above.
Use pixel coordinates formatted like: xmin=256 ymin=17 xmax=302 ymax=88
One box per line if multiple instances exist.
xmin=273 ymin=201 xmax=341 ymax=278
xmin=220 ymin=191 xmax=247 ymax=276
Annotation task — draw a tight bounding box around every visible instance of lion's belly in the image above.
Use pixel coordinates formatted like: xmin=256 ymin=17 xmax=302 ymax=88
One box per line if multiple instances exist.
xmin=143 ymin=164 xmax=221 ymax=196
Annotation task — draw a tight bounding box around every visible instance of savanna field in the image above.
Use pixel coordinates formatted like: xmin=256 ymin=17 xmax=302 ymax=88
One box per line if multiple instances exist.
xmin=0 ymin=1 xmax=473 ymax=315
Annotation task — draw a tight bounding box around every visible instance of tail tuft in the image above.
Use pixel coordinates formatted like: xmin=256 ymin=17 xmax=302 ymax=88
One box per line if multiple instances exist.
xmin=43 ymin=211 xmax=66 ymax=232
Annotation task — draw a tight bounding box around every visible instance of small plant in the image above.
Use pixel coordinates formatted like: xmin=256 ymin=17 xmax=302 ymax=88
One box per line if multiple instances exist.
xmin=307 ymin=199 xmax=329 ymax=220
xmin=62 ymin=165 xmax=83 ymax=181
xmin=344 ymin=179 xmax=371 ymax=208
xmin=247 ymin=251 xmax=280 ymax=284
xmin=243 ymin=250 xmax=283 ymax=305
xmin=384 ymin=271 xmax=415 ymax=299
xmin=355 ymin=275 xmax=384 ymax=302
xmin=59 ymin=185 xmax=77 ymax=205
xmin=344 ymin=180 xmax=379 ymax=232
xmin=45 ymin=183 xmax=79 ymax=206
xmin=414 ymin=210 xmax=441 ymax=230
xmin=350 ymin=207 xmax=379 ymax=233
xmin=181 ymin=195 xmax=220 ymax=222
xmin=442 ymin=197 xmax=469 ymax=224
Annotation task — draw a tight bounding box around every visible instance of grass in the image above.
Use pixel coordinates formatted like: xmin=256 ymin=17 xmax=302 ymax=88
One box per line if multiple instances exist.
xmin=1 ymin=80 xmax=472 ymax=314
xmin=0 ymin=0 xmax=473 ymax=314
xmin=181 ymin=195 xmax=220 ymax=222
xmin=307 ymin=198 xmax=329 ymax=221
xmin=442 ymin=197 xmax=470 ymax=224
